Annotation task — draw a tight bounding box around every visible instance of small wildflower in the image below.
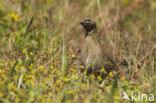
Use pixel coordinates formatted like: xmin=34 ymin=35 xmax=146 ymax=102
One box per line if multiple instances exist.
xmin=133 ymin=88 xmax=137 ymax=93
xmin=29 ymin=63 xmax=34 ymax=69
xmin=25 ymin=75 xmax=32 ymax=79
xmin=15 ymin=65 xmax=21 ymax=69
xmin=9 ymin=13 xmax=18 ymax=21
xmin=53 ymin=68 xmax=57 ymax=72
xmin=29 ymin=52 xmax=33 ymax=55
xmin=80 ymin=65 xmax=85 ymax=69
xmin=71 ymin=74 xmax=76 ymax=79
xmin=100 ymin=67 xmax=106 ymax=73
xmin=128 ymin=85 xmax=131 ymax=89
xmin=60 ymin=85 xmax=63 ymax=89
xmin=72 ymin=54 xmax=76 ymax=58
xmin=55 ymin=80 xmax=61 ymax=86
xmin=66 ymin=90 xmax=72 ymax=95
xmin=22 ymin=50 xmax=26 ymax=54
xmin=1 ymin=74 xmax=5 ymax=78
xmin=0 ymin=69 xmax=3 ymax=74
xmin=121 ymin=76 xmax=125 ymax=80
xmin=0 ymin=63 xmax=4 ymax=66
xmin=84 ymin=71 xmax=87 ymax=75
xmin=81 ymin=84 xmax=86 ymax=89
xmin=5 ymin=62 xmax=8 ymax=66
xmin=38 ymin=65 xmax=43 ymax=70
xmin=31 ymin=63 xmax=34 ymax=67
xmin=135 ymin=69 xmax=138 ymax=72
xmin=50 ymin=66 xmax=54 ymax=69
xmin=12 ymin=61 xmax=16 ymax=65
xmin=114 ymin=95 xmax=120 ymax=101
xmin=33 ymin=58 xmax=36 ymax=61
xmin=0 ymin=93 xmax=4 ymax=97
xmin=92 ymin=95 xmax=96 ymax=99
xmin=5 ymin=67 xmax=10 ymax=70
xmin=97 ymin=76 xmax=102 ymax=81
xmin=49 ymin=85 xmax=53 ymax=89
xmin=57 ymin=72 xmax=61 ymax=76
xmin=46 ymin=0 xmax=53 ymax=2
xmin=70 ymin=68 xmax=76 ymax=73
xmin=109 ymin=72 xmax=112 ymax=77
xmin=63 ymin=78 xmax=70 ymax=82
xmin=90 ymin=74 xmax=95 ymax=78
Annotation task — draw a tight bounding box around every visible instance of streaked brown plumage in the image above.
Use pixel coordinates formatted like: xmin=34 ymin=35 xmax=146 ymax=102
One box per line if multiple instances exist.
xmin=80 ymin=17 xmax=118 ymax=76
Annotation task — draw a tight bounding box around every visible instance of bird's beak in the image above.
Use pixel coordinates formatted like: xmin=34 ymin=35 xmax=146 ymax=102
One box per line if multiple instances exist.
xmin=80 ymin=21 xmax=84 ymax=25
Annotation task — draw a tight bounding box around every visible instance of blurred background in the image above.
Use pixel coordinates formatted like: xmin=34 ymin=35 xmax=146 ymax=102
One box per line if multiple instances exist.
xmin=0 ymin=0 xmax=156 ymax=60
xmin=0 ymin=0 xmax=156 ymax=103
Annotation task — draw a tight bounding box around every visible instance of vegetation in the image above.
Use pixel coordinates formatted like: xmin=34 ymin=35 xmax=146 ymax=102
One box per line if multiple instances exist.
xmin=0 ymin=0 xmax=156 ymax=103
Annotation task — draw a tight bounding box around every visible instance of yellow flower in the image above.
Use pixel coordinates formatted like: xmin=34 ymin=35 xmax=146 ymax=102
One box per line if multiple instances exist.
xmin=97 ymin=76 xmax=102 ymax=81
xmin=30 ymin=63 xmax=34 ymax=67
xmin=46 ymin=0 xmax=53 ymax=2
xmin=33 ymin=58 xmax=36 ymax=61
xmin=5 ymin=67 xmax=10 ymax=70
xmin=5 ymin=62 xmax=8 ymax=66
xmin=0 ymin=63 xmax=4 ymax=66
xmin=25 ymin=75 xmax=32 ymax=79
xmin=121 ymin=76 xmax=125 ymax=80
xmin=90 ymin=74 xmax=95 ymax=78
xmin=84 ymin=71 xmax=87 ymax=75
xmin=133 ymin=88 xmax=137 ymax=93
xmin=100 ymin=67 xmax=106 ymax=73
xmin=135 ymin=69 xmax=138 ymax=72
xmin=9 ymin=13 xmax=18 ymax=21
xmin=0 ymin=74 xmax=5 ymax=78
xmin=63 ymin=78 xmax=70 ymax=82
xmin=66 ymin=90 xmax=72 ymax=95
xmin=109 ymin=72 xmax=112 ymax=77
xmin=57 ymin=72 xmax=61 ymax=76
xmin=70 ymin=68 xmax=76 ymax=73
xmin=38 ymin=65 xmax=43 ymax=70
xmin=72 ymin=54 xmax=76 ymax=58
xmin=0 ymin=69 xmax=3 ymax=74
xmin=80 ymin=65 xmax=85 ymax=69
xmin=0 ymin=93 xmax=4 ymax=97
xmin=128 ymin=85 xmax=131 ymax=89
xmin=29 ymin=52 xmax=33 ymax=55
xmin=50 ymin=66 xmax=54 ymax=69
xmin=22 ymin=50 xmax=26 ymax=54
xmin=53 ymin=68 xmax=57 ymax=72
xmin=81 ymin=84 xmax=86 ymax=89
xmin=29 ymin=63 xmax=34 ymax=69
xmin=55 ymin=80 xmax=61 ymax=86
xmin=92 ymin=95 xmax=96 ymax=99
xmin=15 ymin=65 xmax=21 ymax=69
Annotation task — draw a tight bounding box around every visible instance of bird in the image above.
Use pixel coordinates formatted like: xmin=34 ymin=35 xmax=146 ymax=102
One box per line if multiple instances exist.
xmin=79 ymin=17 xmax=118 ymax=77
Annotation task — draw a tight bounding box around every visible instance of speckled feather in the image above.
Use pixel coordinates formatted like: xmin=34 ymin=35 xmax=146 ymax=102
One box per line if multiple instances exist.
xmin=80 ymin=17 xmax=118 ymax=74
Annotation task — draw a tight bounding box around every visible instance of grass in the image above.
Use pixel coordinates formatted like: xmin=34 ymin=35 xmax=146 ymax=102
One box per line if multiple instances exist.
xmin=0 ymin=0 xmax=156 ymax=103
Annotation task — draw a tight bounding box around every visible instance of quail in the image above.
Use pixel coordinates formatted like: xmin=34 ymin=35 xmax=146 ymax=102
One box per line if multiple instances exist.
xmin=80 ymin=17 xmax=118 ymax=76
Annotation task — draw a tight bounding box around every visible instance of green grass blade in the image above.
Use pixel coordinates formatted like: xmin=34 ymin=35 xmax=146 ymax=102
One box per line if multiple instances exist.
xmin=17 ymin=67 xmax=24 ymax=89
xmin=62 ymin=32 xmax=67 ymax=77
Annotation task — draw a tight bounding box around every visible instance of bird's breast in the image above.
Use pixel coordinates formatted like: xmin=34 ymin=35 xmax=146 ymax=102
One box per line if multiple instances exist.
xmin=80 ymin=36 xmax=103 ymax=67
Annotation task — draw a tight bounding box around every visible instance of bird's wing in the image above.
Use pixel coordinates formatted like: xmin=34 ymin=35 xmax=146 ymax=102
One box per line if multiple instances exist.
xmin=95 ymin=35 xmax=117 ymax=70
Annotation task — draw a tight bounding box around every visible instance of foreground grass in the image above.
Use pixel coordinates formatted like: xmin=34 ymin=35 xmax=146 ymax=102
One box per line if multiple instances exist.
xmin=0 ymin=0 xmax=156 ymax=103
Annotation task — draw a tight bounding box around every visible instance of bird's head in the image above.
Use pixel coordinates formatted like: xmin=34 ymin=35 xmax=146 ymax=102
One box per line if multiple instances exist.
xmin=80 ymin=17 xmax=97 ymax=36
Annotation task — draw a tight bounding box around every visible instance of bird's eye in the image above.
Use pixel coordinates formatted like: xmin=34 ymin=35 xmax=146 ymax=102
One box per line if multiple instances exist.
xmin=86 ymin=19 xmax=90 ymax=21
xmin=85 ymin=18 xmax=90 ymax=22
